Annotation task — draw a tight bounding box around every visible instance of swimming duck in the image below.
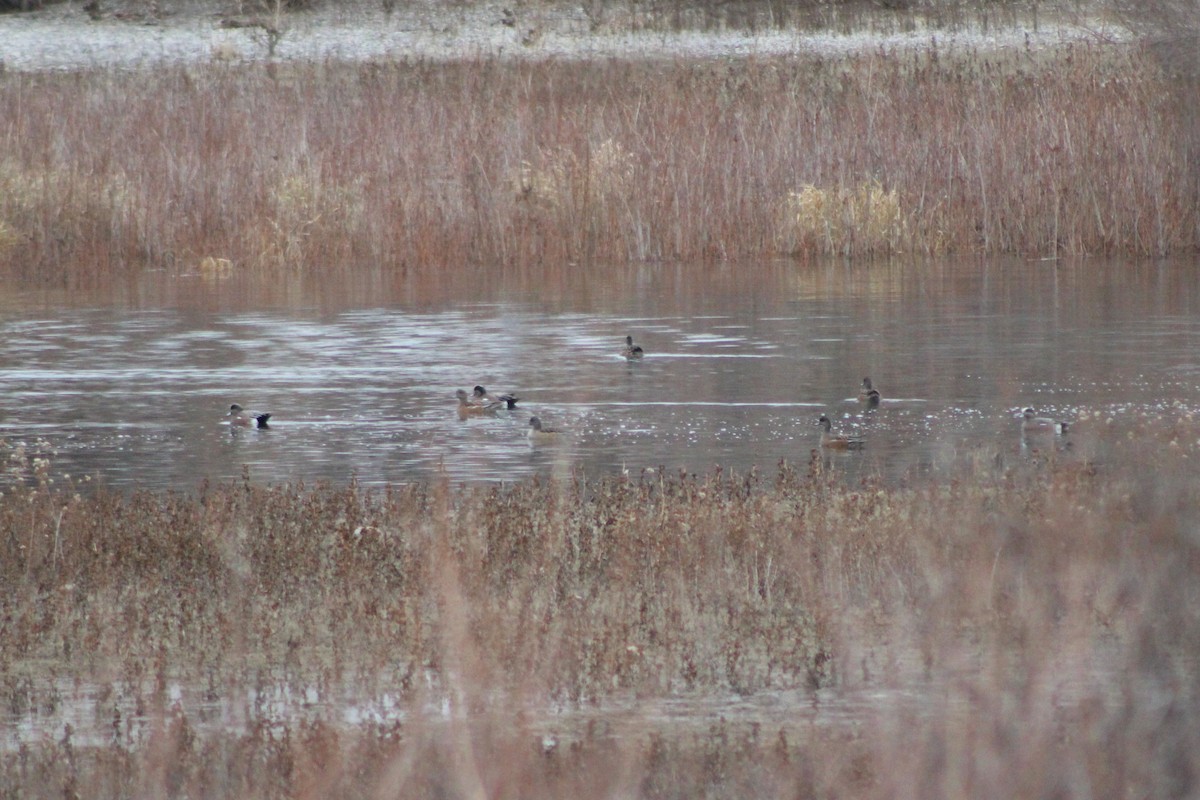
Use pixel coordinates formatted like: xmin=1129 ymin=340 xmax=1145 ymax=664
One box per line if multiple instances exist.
xmin=229 ymin=403 xmax=272 ymax=428
xmin=472 ymin=385 xmax=519 ymax=409
xmin=457 ymin=389 xmax=503 ymax=416
xmin=1021 ymin=407 xmax=1069 ymax=435
xmin=621 ymin=335 xmax=644 ymax=359
xmin=527 ymin=415 xmax=562 ymax=443
xmin=817 ymin=414 xmax=865 ymax=450
xmin=859 ymin=377 xmax=881 ymax=408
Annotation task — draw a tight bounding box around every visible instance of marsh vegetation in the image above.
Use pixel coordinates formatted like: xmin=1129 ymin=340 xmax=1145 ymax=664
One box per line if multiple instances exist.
xmin=1 ymin=36 xmax=1198 ymax=287
xmin=3 ymin=425 xmax=1200 ymax=796
xmin=3 ymin=1 xmax=1200 ymax=795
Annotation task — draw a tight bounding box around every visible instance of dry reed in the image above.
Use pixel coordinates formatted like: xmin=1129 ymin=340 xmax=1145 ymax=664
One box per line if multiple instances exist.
xmin=2 ymin=425 xmax=1199 ymax=797
xmin=0 ymin=41 xmax=1196 ymax=285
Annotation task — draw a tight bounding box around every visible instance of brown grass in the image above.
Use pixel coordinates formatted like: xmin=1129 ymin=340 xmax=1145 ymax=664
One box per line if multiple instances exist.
xmin=2 ymin=422 xmax=1200 ymax=797
xmin=0 ymin=41 xmax=1196 ymax=285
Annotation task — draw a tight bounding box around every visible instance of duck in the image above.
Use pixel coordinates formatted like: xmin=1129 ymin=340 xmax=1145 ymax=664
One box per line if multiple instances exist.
xmin=456 ymin=389 xmax=503 ymax=417
xmin=817 ymin=414 xmax=865 ymax=450
xmin=527 ymin=415 xmax=563 ymax=443
xmin=229 ymin=403 xmax=272 ymax=428
xmin=472 ymin=385 xmax=519 ymax=409
xmin=1020 ymin=407 xmax=1069 ymax=435
xmin=859 ymin=377 xmax=881 ymax=408
xmin=621 ymin=335 xmax=644 ymax=359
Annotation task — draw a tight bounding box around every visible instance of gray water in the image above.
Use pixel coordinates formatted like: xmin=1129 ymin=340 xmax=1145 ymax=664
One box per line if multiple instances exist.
xmin=2 ymin=257 xmax=1199 ymax=490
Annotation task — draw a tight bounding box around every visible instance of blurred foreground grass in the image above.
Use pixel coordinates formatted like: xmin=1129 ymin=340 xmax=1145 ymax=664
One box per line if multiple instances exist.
xmin=2 ymin=419 xmax=1198 ymax=797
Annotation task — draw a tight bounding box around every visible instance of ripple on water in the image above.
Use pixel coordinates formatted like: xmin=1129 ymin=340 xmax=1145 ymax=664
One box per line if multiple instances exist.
xmin=3 ymin=260 xmax=1200 ymax=488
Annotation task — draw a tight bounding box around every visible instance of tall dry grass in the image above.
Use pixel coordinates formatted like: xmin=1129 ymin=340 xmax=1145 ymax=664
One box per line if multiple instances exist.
xmin=2 ymin=423 xmax=1200 ymax=797
xmin=0 ymin=41 xmax=1195 ymax=284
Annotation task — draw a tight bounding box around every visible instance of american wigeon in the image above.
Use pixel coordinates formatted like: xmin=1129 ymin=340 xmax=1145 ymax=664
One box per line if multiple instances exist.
xmin=817 ymin=414 xmax=865 ymax=450
xmin=472 ymin=385 xmax=519 ymax=409
xmin=1021 ymin=407 xmax=1069 ymax=435
xmin=621 ymin=335 xmax=644 ymax=359
xmin=859 ymin=377 xmax=881 ymax=408
xmin=229 ymin=403 xmax=272 ymax=428
xmin=527 ymin=415 xmax=563 ymax=443
xmin=457 ymin=389 xmax=503 ymax=417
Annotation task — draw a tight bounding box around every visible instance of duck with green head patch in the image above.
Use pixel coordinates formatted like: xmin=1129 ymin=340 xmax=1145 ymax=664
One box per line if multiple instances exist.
xmin=457 ymin=389 xmax=503 ymax=417
xmin=472 ymin=385 xmax=519 ymax=409
xmin=229 ymin=403 xmax=272 ymax=428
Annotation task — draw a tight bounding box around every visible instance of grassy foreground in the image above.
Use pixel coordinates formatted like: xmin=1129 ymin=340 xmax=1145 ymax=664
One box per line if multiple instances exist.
xmin=1 ymin=40 xmax=1198 ymax=284
xmin=2 ymin=428 xmax=1199 ymax=797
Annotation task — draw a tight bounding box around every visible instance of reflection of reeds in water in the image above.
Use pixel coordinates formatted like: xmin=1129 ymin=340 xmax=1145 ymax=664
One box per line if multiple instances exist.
xmin=2 ymin=417 xmax=1200 ymax=796
xmin=0 ymin=43 xmax=1196 ymax=284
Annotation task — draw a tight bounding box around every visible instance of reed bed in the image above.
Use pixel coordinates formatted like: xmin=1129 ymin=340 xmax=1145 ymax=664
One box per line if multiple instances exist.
xmin=0 ymin=40 xmax=1196 ymax=285
xmin=2 ymin=426 xmax=1199 ymax=797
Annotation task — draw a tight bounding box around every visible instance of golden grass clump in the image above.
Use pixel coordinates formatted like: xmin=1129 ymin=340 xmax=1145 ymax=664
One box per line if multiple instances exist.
xmin=257 ymin=172 xmax=367 ymax=268
xmin=780 ymin=179 xmax=908 ymax=256
xmin=197 ymin=255 xmax=234 ymax=278
xmin=0 ymin=219 xmax=19 ymax=253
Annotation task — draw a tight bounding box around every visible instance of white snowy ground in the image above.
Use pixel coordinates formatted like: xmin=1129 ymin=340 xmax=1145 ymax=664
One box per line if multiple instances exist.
xmin=0 ymin=0 xmax=1125 ymax=72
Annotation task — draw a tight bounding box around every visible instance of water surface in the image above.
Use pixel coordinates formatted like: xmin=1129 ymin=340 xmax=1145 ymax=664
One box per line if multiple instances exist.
xmin=2 ymin=257 xmax=1198 ymax=490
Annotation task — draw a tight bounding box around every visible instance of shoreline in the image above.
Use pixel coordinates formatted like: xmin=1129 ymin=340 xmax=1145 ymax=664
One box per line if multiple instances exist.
xmin=0 ymin=1 xmax=1123 ymax=72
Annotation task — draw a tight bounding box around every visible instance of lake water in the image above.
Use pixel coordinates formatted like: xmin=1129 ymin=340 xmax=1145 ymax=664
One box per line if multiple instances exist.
xmin=2 ymin=257 xmax=1199 ymax=491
